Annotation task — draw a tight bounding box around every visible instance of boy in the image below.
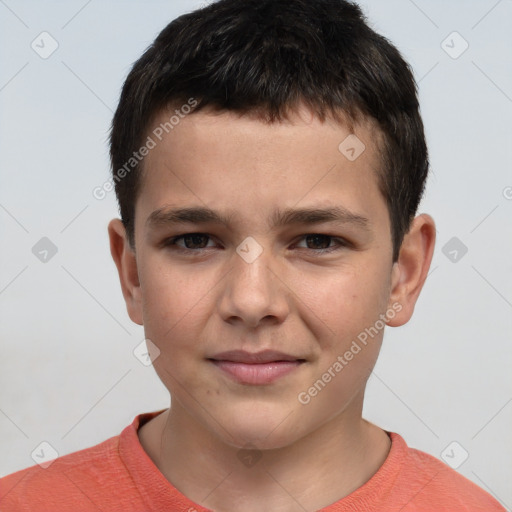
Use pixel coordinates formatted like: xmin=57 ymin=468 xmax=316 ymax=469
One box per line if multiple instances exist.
xmin=0 ymin=0 xmax=506 ymax=510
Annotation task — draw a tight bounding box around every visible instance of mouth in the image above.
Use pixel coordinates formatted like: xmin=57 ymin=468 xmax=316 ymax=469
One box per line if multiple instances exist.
xmin=207 ymin=350 xmax=306 ymax=385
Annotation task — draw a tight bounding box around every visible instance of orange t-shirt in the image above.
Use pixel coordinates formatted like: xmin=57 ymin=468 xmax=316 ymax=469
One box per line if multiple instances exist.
xmin=0 ymin=409 xmax=505 ymax=511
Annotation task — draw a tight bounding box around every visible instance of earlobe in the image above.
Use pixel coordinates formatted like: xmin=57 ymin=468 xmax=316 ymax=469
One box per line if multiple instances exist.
xmin=386 ymin=214 xmax=436 ymax=327
xmin=107 ymin=219 xmax=143 ymax=326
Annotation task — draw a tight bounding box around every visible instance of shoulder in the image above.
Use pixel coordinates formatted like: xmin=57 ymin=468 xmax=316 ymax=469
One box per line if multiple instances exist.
xmin=390 ymin=433 xmax=506 ymax=511
xmin=0 ymin=432 xmax=135 ymax=511
xmin=0 ymin=411 xmax=168 ymax=512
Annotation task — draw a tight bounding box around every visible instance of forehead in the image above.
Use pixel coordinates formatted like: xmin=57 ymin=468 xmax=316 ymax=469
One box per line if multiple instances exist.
xmin=136 ymin=104 xmax=387 ymax=234
xmin=141 ymin=102 xmax=383 ymax=170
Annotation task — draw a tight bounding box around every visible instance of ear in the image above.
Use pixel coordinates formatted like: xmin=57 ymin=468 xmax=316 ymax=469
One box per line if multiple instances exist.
xmin=386 ymin=214 xmax=436 ymax=327
xmin=108 ymin=219 xmax=143 ymax=326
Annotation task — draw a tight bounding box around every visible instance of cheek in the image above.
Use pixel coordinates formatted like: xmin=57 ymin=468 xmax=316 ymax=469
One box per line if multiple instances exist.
xmin=140 ymin=265 xmax=208 ymax=394
xmin=139 ymin=260 xmax=205 ymax=352
xmin=293 ymin=267 xmax=389 ymax=420
xmin=295 ymin=260 xmax=391 ymax=348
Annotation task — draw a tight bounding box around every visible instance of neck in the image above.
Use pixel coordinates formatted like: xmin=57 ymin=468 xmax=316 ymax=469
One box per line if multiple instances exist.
xmin=138 ymin=400 xmax=391 ymax=512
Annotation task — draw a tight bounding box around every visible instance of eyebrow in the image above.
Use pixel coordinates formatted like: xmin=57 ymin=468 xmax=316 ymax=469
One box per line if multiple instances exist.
xmin=146 ymin=205 xmax=371 ymax=232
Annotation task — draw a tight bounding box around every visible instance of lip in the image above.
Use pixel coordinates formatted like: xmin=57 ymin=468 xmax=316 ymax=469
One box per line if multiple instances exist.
xmin=208 ymin=350 xmax=306 ymax=385
xmin=210 ymin=349 xmax=304 ymax=364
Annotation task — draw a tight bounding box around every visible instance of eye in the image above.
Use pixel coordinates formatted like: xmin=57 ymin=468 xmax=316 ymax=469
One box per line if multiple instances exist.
xmin=163 ymin=232 xmax=349 ymax=255
xmin=294 ymin=234 xmax=349 ymax=253
xmin=165 ymin=233 xmax=216 ymax=252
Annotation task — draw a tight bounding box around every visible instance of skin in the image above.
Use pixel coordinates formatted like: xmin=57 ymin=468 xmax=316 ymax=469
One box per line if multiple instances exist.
xmin=108 ymin=103 xmax=436 ymax=512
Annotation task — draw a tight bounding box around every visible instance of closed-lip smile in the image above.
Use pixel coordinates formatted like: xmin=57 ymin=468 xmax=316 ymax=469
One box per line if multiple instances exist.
xmin=209 ymin=349 xmax=306 ymax=364
xmin=208 ymin=350 xmax=306 ymax=385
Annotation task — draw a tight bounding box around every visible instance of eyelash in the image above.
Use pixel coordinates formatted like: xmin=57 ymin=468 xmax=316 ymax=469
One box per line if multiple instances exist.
xmin=163 ymin=233 xmax=350 ymax=255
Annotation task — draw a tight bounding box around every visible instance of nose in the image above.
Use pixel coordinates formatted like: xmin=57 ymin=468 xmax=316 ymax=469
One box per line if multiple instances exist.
xmin=217 ymin=246 xmax=290 ymax=329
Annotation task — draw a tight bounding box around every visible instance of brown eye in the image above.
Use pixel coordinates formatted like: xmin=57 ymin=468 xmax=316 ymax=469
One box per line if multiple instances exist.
xmin=295 ymin=234 xmax=348 ymax=253
xmin=304 ymin=234 xmax=332 ymax=249
xmin=165 ymin=233 xmax=215 ymax=251
xmin=181 ymin=234 xmax=210 ymax=249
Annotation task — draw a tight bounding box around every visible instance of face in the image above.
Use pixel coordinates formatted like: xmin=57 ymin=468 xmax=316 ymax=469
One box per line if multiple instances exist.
xmin=114 ymin=105 xmax=410 ymax=450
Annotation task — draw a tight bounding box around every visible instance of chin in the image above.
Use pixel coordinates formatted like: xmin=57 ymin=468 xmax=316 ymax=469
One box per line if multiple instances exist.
xmin=209 ymin=403 xmax=307 ymax=451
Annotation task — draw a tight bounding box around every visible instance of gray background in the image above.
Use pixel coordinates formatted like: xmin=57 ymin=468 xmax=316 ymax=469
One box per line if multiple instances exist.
xmin=1 ymin=0 xmax=511 ymax=508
